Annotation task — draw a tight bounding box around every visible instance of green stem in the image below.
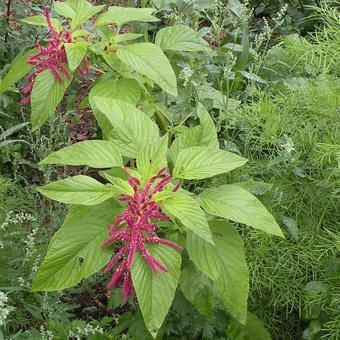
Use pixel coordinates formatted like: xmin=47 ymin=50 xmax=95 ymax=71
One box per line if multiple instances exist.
xmin=154 ymin=110 xmax=167 ymax=135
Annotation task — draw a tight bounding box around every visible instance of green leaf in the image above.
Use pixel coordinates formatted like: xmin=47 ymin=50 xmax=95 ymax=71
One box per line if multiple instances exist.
xmin=160 ymin=192 xmax=214 ymax=244
xmin=186 ymin=221 xmax=249 ymax=324
xmin=39 ymin=140 xmax=123 ymax=168
xmin=136 ymin=135 xmax=168 ymax=183
xmin=156 ymin=25 xmax=209 ymax=52
xmin=0 ymin=49 xmax=35 ymax=95
xmin=89 ymin=76 xmax=141 ymax=136
xmin=32 ymin=201 xmax=119 ymax=291
xmin=197 ymin=86 xmax=241 ymax=111
xmin=95 ymin=6 xmax=159 ymax=27
xmin=38 ymin=175 xmax=116 ymax=205
xmin=228 ymin=312 xmax=272 ymax=340
xmin=117 ymin=43 xmax=177 ymax=97
xmin=131 ymin=244 xmax=181 ymax=338
xmin=196 ymin=103 xmax=219 ymax=148
xmin=0 ymin=122 xmax=29 ymax=141
xmin=99 ymin=172 xmax=134 ymax=196
xmin=173 ymin=146 xmax=247 ymax=180
xmin=199 ymin=185 xmax=283 ymax=237
xmin=93 ymin=97 xmax=160 ymax=157
xmin=21 ymin=15 xmax=62 ymax=33
xmin=54 ymin=0 xmax=104 ymax=29
xmin=115 ymin=33 xmax=144 ymax=43
xmin=170 ymin=103 xmax=218 ymax=161
xmin=180 ymin=264 xmax=218 ymax=317
xmin=54 ymin=1 xmax=76 ymax=18
xmin=64 ymin=42 xmax=88 ymax=72
xmin=31 ymin=69 xmax=72 ymax=131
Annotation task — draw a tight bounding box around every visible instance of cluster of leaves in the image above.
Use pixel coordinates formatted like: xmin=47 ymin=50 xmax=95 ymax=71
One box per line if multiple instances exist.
xmin=0 ymin=0 xmax=286 ymax=338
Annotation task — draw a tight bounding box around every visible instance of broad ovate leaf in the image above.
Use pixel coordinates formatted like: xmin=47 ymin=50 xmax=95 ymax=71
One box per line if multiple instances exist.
xmin=170 ymin=103 xmax=218 ymax=161
xmin=31 ymin=69 xmax=72 ymax=131
xmin=99 ymin=172 xmax=134 ymax=196
xmin=196 ymin=103 xmax=219 ymax=148
xmin=64 ymin=42 xmax=88 ymax=71
xmin=38 ymin=175 xmax=116 ymax=205
xmin=0 ymin=49 xmax=35 ymax=95
xmin=199 ymin=185 xmax=283 ymax=237
xmin=131 ymin=244 xmax=181 ymax=338
xmin=180 ymin=264 xmax=218 ymax=317
xmin=32 ymin=200 xmax=119 ymax=291
xmin=197 ymin=86 xmax=241 ymax=112
xmin=186 ymin=221 xmax=249 ymax=324
xmin=39 ymin=140 xmax=123 ymax=168
xmin=156 ymin=25 xmax=209 ymax=52
xmin=136 ymin=135 xmax=168 ymax=183
xmin=93 ymin=97 xmax=160 ymax=157
xmin=54 ymin=0 xmax=104 ymax=29
xmin=21 ymin=15 xmax=62 ymax=33
xmin=228 ymin=312 xmax=272 ymax=340
xmin=89 ymin=76 xmax=141 ymax=137
xmin=95 ymin=6 xmax=159 ymax=27
xmin=117 ymin=43 xmax=177 ymax=97
xmin=160 ymin=192 xmax=214 ymax=244
xmin=173 ymin=146 xmax=247 ymax=180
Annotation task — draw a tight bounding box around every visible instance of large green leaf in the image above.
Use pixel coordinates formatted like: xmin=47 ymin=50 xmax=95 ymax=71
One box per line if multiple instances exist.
xmin=136 ymin=135 xmax=168 ymax=183
xmin=0 ymin=49 xmax=35 ymax=95
xmin=131 ymin=244 xmax=181 ymax=338
xmin=21 ymin=15 xmax=62 ymax=33
xmin=197 ymin=86 xmax=241 ymax=112
xmin=160 ymin=192 xmax=214 ymax=244
xmin=116 ymin=43 xmax=177 ymax=97
xmin=173 ymin=146 xmax=247 ymax=180
xmin=89 ymin=76 xmax=141 ymax=137
xmin=38 ymin=175 xmax=116 ymax=205
xmin=196 ymin=103 xmax=219 ymax=148
xmin=64 ymin=42 xmax=88 ymax=71
xmin=99 ymin=172 xmax=134 ymax=196
xmin=54 ymin=0 xmax=104 ymax=29
xmin=31 ymin=69 xmax=72 ymax=131
xmin=39 ymin=140 xmax=123 ymax=168
xmin=228 ymin=312 xmax=272 ymax=340
xmin=95 ymin=6 xmax=159 ymax=27
xmin=32 ymin=201 xmax=119 ymax=291
xmin=179 ymin=264 xmax=218 ymax=317
xmin=186 ymin=221 xmax=249 ymax=324
xmin=93 ymin=97 xmax=160 ymax=157
xmin=199 ymin=185 xmax=283 ymax=237
xmin=170 ymin=103 xmax=218 ymax=161
xmin=156 ymin=25 xmax=209 ymax=52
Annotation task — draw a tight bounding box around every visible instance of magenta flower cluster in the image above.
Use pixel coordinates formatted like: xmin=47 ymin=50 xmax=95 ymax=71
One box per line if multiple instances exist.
xmin=21 ymin=7 xmax=89 ymax=105
xmin=102 ymin=168 xmax=181 ymax=303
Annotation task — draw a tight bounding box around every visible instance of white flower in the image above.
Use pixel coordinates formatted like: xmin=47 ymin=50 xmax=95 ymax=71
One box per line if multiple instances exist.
xmin=281 ymin=134 xmax=295 ymax=156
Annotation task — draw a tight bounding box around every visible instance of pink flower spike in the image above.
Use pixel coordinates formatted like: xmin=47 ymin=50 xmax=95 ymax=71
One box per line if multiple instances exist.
xmin=122 ymin=272 xmax=133 ymax=303
xmin=20 ymin=96 xmax=31 ymax=105
xmin=172 ymin=183 xmax=181 ymax=192
xmin=103 ymin=245 xmax=129 ymax=273
xmin=102 ymin=167 xmax=180 ymax=302
xmin=151 ymin=176 xmax=172 ymax=194
xmin=48 ymin=65 xmax=62 ymax=81
xmin=107 ymin=260 xmax=126 ymax=289
xmin=21 ymin=81 xmax=34 ymax=94
xmin=145 ymin=236 xmax=182 ymax=250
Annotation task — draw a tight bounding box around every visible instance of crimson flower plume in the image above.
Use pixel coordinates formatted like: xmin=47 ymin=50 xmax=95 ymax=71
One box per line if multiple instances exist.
xmin=102 ymin=168 xmax=181 ymax=303
xmin=21 ymin=7 xmax=89 ymax=105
